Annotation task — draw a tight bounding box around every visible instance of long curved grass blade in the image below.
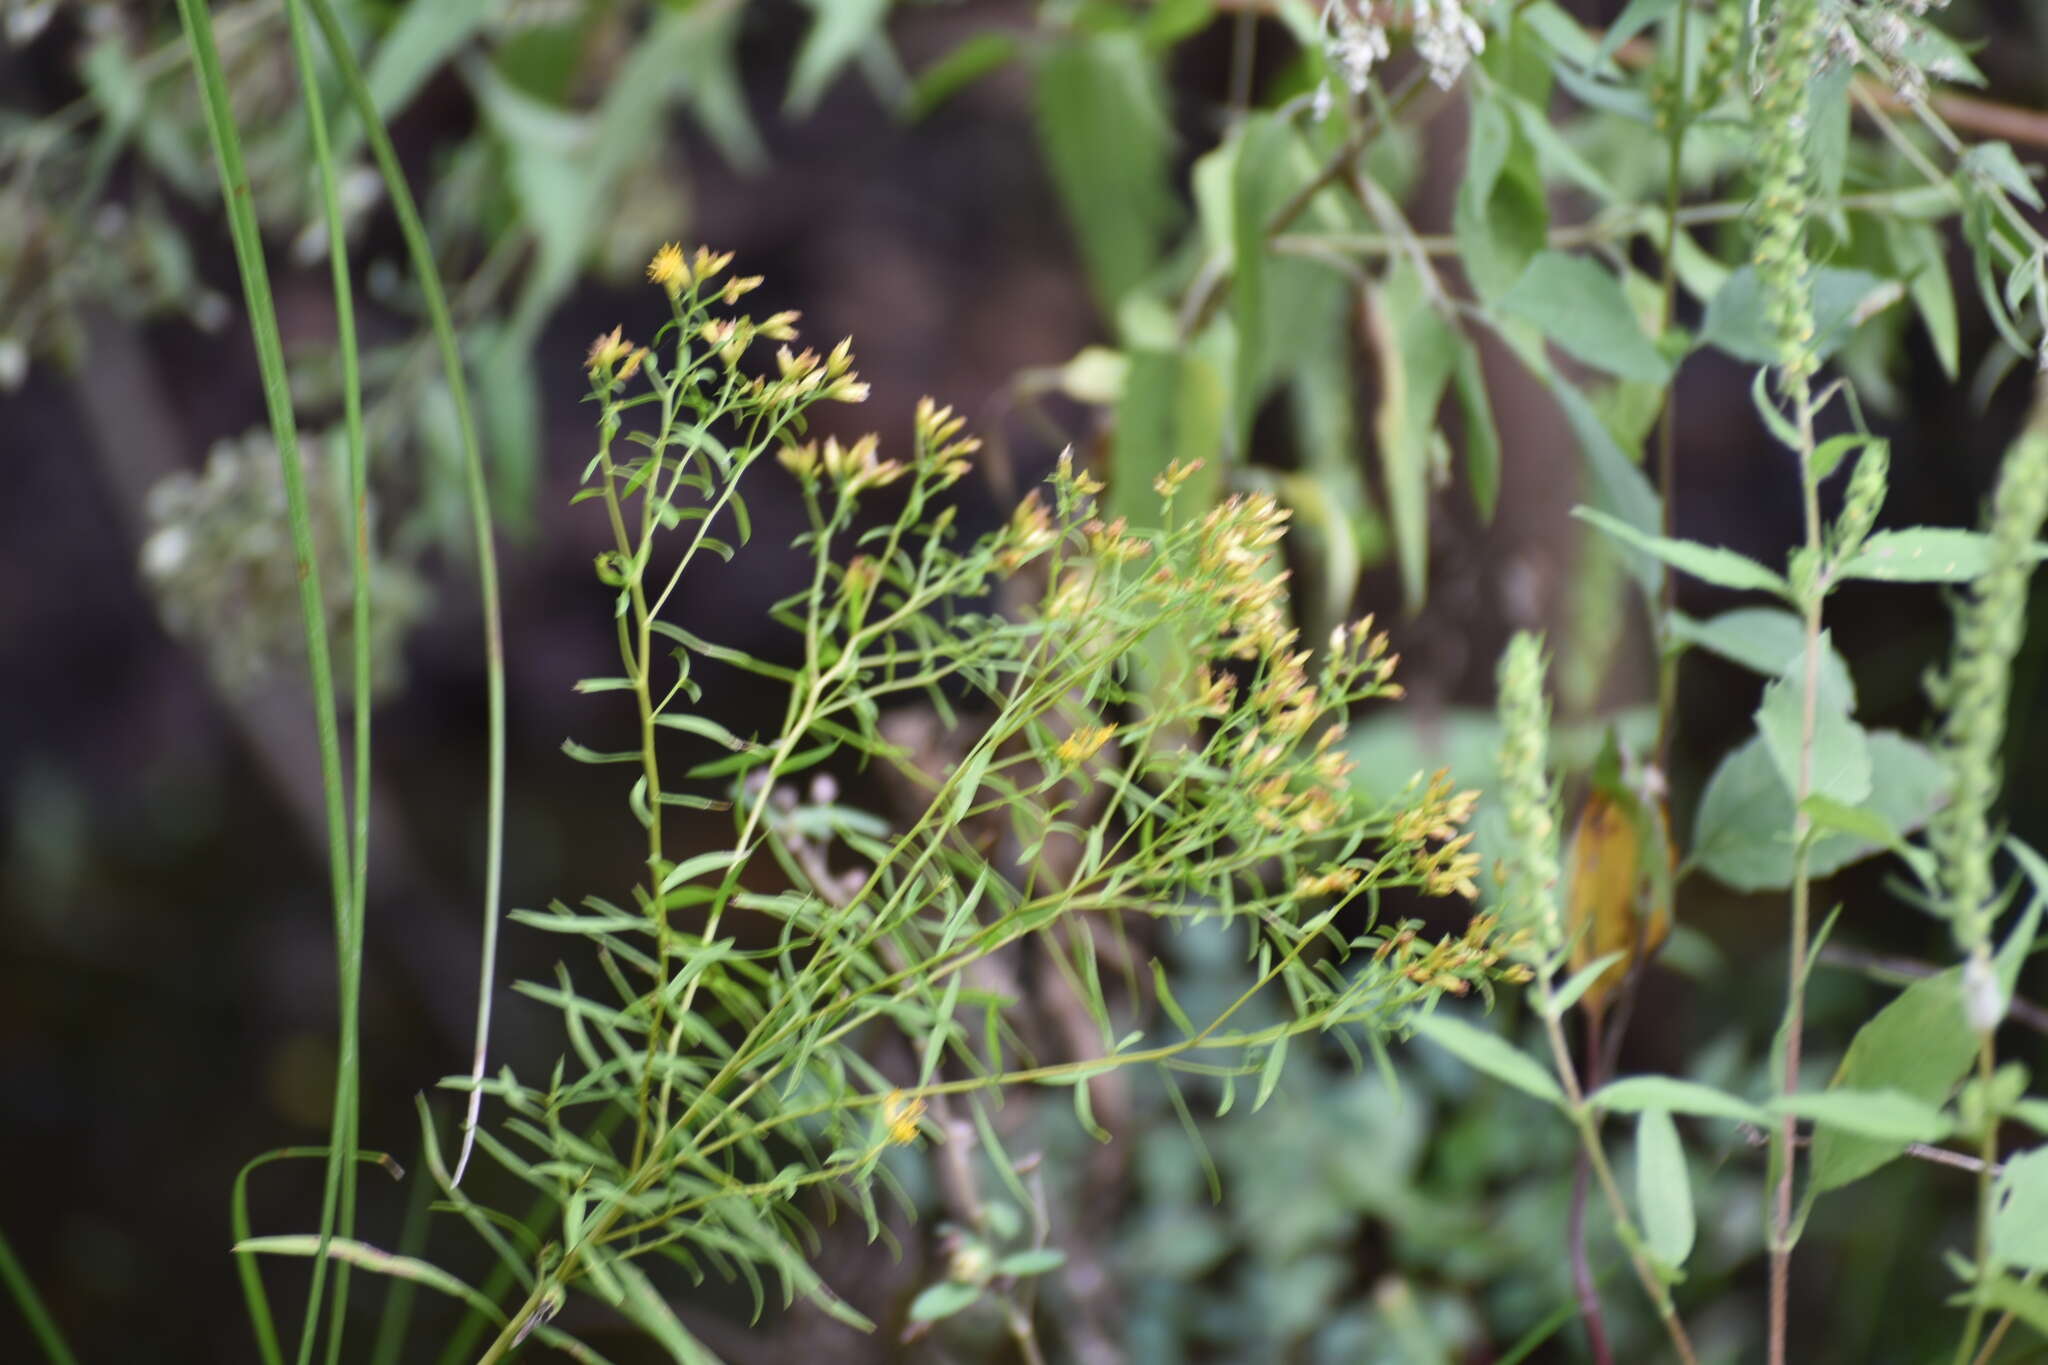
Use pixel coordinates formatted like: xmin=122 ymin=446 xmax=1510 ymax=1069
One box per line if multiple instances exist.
xmin=280 ymin=3 xmax=373 ymax=1360
xmin=230 ymin=1148 xmax=402 ymax=1365
xmin=0 ymin=1224 xmax=80 ymax=1365
xmin=302 ymin=0 xmax=508 ymax=1190
xmin=169 ymin=5 xmax=359 ymax=1362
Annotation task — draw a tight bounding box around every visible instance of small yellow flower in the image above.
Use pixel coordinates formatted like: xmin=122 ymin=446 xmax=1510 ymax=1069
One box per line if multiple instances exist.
xmin=584 ymin=325 xmax=632 ymax=374
xmin=1057 ymin=724 xmax=1116 ymax=764
xmin=646 ymin=242 xmax=689 ymax=295
xmin=882 ymin=1090 xmax=925 ymax=1145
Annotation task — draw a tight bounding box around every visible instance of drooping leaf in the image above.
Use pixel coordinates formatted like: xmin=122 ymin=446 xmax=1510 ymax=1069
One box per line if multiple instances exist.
xmin=1670 ymin=608 xmax=1855 ymax=705
xmin=1810 ymin=969 xmax=1978 ymax=1194
xmin=1366 ymin=262 xmax=1461 ymax=612
xmin=1691 ymin=732 xmax=1947 ymax=892
xmin=1574 ymin=507 xmax=1790 ymax=597
xmin=786 ymin=0 xmax=891 ymax=116
xmin=1772 ymin=1088 xmax=1953 ymax=1146
xmin=1993 ymin=1147 xmax=2048 ymax=1272
xmin=1593 ymin=1076 xmax=1769 ymax=1125
xmin=1499 ymin=252 xmax=1673 ymax=383
xmin=1754 ymin=640 xmax=1872 ymax=806
xmin=1034 ymin=32 xmax=1178 ymax=321
xmin=1838 ymin=528 xmax=2048 ymax=584
xmin=1636 ymin=1108 xmax=1696 ymax=1271
xmin=1408 ymin=1012 xmax=1564 ymax=1106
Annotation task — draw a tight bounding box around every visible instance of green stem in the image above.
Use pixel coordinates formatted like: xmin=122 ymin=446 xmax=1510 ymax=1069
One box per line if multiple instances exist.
xmin=1954 ymin=1032 xmax=2003 ymax=1363
xmin=1769 ymin=379 xmax=1822 ymax=1365
xmin=170 ymin=5 xmax=358 ymax=1361
xmin=0 ymin=1224 xmax=79 ymax=1365
xmin=300 ymin=0 xmax=508 ymax=1190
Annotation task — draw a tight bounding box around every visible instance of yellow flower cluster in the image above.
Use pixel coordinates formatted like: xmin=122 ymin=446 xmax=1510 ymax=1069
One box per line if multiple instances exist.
xmin=881 ymin=1089 xmax=926 ymax=1146
xmin=776 ymin=433 xmax=904 ymax=494
xmin=1391 ymin=771 xmax=1483 ymax=901
xmin=1056 ymin=724 xmax=1117 ymax=765
xmin=913 ymin=397 xmax=982 ymax=486
xmin=1373 ymin=914 xmax=1533 ymax=996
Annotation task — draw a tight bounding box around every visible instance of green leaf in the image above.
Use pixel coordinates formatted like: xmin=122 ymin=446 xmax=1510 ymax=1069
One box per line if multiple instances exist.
xmin=1773 ymin=1088 xmax=1953 ymax=1145
xmin=906 ymin=32 xmax=1021 ymax=121
xmin=1593 ymin=1076 xmax=1769 ymax=1125
xmin=1454 ymin=94 xmax=1549 ymax=303
xmin=1230 ymin=113 xmax=1300 ymax=451
xmin=1453 ymin=339 xmax=1502 ymax=522
xmin=1499 ymin=252 xmax=1672 ymax=383
xmin=1594 ymin=0 xmax=1678 ymax=64
xmin=366 ymin=0 xmax=495 ymax=118
xmin=1838 ymin=528 xmax=2048 ymax=584
xmin=1754 ymin=641 xmax=1871 ymax=805
xmin=1692 ymin=732 xmax=1947 ymax=892
xmin=1670 ymin=608 xmax=1855 ymax=705
xmin=1975 ymin=1273 xmax=2048 ymax=1340
xmin=908 ymin=1281 xmax=983 ymax=1323
xmin=1545 ymin=950 xmax=1627 ymax=1019
xmin=1635 ymin=1108 xmax=1695 ymax=1270
xmin=994 ymin=1248 xmax=1068 ymax=1278
xmin=656 ymin=849 xmax=744 ymax=895
xmin=1963 ymin=142 xmax=2046 ymax=211
xmin=1110 ymin=341 xmax=1226 ymax=527
xmin=1253 ymin=1033 xmax=1289 ymax=1112
xmin=1993 ymin=1146 xmax=2048 ymax=1272
xmin=1034 ymin=33 xmax=1178 ymax=320
xmin=1408 ymin=1012 xmax=1564 ymax=1106
xmin=1698 ymin=267 xmax=1902 ymax=366
xmin=1368 ymin=260 xmax=1461 ymax=612
xmin=786 ymin=0 xmax=890 ymax=116
xmin=1574 ymin=507 xmax=1790 ymax=597
xmin=1142 ymin=0 xmax=1215 ymax=46
xmin=1810 ymin=970 xmax=1977 ymax=1194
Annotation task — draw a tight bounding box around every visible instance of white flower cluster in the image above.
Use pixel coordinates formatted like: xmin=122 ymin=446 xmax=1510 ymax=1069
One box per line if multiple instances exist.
xmin=1413 ymin=0 xmax=1487 ymax=89
xmin=1319 ymin=1 xmax=1486 ymax=98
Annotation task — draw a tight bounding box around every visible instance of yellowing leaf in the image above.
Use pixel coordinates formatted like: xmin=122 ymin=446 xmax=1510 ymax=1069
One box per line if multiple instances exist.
xmin=1565 ymin=789 xmax=1672 ymax=1016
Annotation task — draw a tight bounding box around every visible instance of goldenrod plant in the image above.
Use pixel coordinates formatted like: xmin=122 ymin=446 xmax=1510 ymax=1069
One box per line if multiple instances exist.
xmin=13 ymin=1 xmax=2048 ymax=1362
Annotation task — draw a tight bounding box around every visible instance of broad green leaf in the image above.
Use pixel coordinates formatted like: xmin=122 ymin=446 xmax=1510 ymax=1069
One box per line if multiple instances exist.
xmin=1574 ymin=507 xmax=1790 ymax=597
xmin=1772 ymin=1088 xmax=1953 ymax=1145
xmin=1755 ymin=641 xmax=1871 ymax=805
xmin=1698 ymin=267 xmax=1903 ymax=366
xmin=909 ymin=1281 xmax=983 ymax=1323
xmin=906 ymin=33 xmax=1020 ymax=121
xmin=1670 ymin=608 xmax=1855 ymax=705
xmin=1810 ymin=970 xmax=1977 ymax=1194
xmin=656 ymin=849 xmax=744 ymax=896
xmin=1992 ymin=1146 xmax=2048 ymax=1272
xmin=1838 ymin=528 xmax=2048 ymax=584
xmin=1034 ymin=33 xmax=1178 ymax=321
xmin=1453 ymin=339 xmax=1503 ymax=521
xmin=1593 ymin=1076 xmax=1769 ymax=1125
xmin=1408 ymin=1012 xmax=1563 ymax=1106
xmin=1636 ymin=1108 xmax=1696 ymax=1270
xmin=995 ymin=1248 xmax=1068 ymax=1277
xmin=786 ymin=0 xmax=890 ymax=116
xmin=366 ymin=0 xmax=495 ymax=118
xmin=1231 ymin=113 xmax=1302 ymax=450
xmin=1110 ymin=340 xmax=1227 ymax=527
xmin=1887 ymin=218 xmax=1960 ymax=379
xmin=1142 ymin=0 xmax=1216 ymax=46
xmin=1692 ymin=731 xmax=1947 ymax=892
xmin=1454 ymin=94 xmax=1549 ymax=302
xmin=1964 ymin=142 xmax=2046 ymax=211
xmin=1500 ymin=252 xmax=1672 ymax=383
xmin=1367 ymin=261 xmax=1461 ymax=612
